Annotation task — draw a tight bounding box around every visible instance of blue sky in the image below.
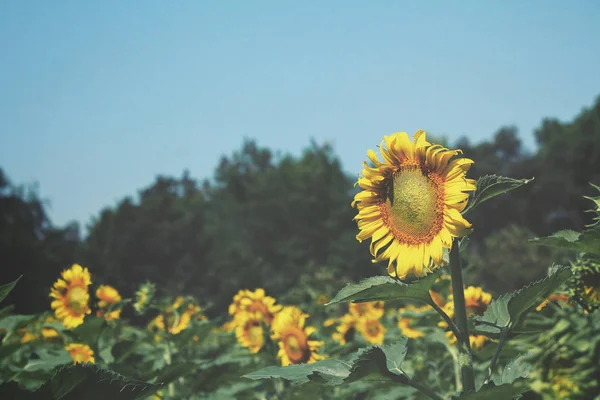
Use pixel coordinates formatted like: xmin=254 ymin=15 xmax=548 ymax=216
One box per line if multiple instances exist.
xmin=1 ymin=1 xmax=599 ymax=229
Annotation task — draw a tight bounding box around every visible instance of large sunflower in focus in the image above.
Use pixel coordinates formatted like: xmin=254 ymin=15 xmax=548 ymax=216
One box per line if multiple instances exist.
xmin=271 ymin=306 xmax=325 ymax=366
xmin=353 ymin=131 xmax=476 ymax=279
xmin=50 ymin=264 xmax=92 ymax=329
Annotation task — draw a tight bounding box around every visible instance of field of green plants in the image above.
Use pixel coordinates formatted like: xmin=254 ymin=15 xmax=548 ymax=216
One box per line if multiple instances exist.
xmin=1 ymin=129 xmax=599 ymax=400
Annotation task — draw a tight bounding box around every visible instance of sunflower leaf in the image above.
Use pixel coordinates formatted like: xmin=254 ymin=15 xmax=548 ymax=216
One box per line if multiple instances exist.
xmin=243 ymin=359 xmax=351 ymax=386
xmin=453 ymin=379 xmax=529 ymax=399
xmin=0 ymin=275 xmax=22 ymax=305
xmin=463 ymin=175 xmax=533 ymax=215
xmin=473 ymin=266 xmax=571 ymax=334
xmin=326 ymin=271 xmax=441 ymax=306
xmin=506 ymin=265 xmax=571 ymax=325
xmin=530 ymin=226 xmax=600 ymax=256
xmin=38 ymin=363 xmax=162 ymax=400
xmin=499 ymin=353 xmax=533 ymax=385
xmin=243 ymin=340 xmax=410 ymax=386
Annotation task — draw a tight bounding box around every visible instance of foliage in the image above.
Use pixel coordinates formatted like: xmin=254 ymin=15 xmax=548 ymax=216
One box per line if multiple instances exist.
xmin=1 ymin=96 xmax=600 ymax=398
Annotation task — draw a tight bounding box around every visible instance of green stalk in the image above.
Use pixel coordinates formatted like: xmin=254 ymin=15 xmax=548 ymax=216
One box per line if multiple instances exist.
xmin=484 ymin=327 xmax=508 ymax=384
xmin=449 ymin=241 xmax=476 ymax=393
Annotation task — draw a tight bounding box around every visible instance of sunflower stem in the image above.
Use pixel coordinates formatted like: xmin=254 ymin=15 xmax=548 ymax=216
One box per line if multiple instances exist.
xmin=449 ymin=241 xmax=476 ymax=394
xmin=428 ymin=298 xmax=462 ymax=343
xmin=484 ymin=327 xmax=508 ymax=385
xmin=400 ymin=376 xmax=444 ymax=400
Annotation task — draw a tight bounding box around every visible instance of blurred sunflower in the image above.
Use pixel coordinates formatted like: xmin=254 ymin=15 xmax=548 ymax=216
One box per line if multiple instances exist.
xmin=430 ymin=290 xmax=446 ymax=308
xmin=352 ymin=131 xmax=476 ymax=279
xmin=66 ymin=343 xmax=95 ymax=364
xmin=549 ymin=371 xmax=580 ymax=398
xmin=235 ymin=312 xmax=265 ymax=354
xmin=271 ymin=306 xmax=325 ymax=366
xmin=440 ymin=286 xmax=492 ymax=349
xmin=331 ymin=314 xmax=357 ymax=345
xmin=536 ymin=293 xmax=570 ymax=311
xmin=397 ymin=318 xmax=424 ymax=339
xmin=348 ymin=301 xmax=385 ymax=319
xmin=41 ymin=315 xmax=60 ymax=340
xmin=149 ymin=297 xmax=202 ymax=335
xmin=18 ymin=328 xmax=38 ymax=343
xmin=133 ymin=282 xmax=155 ymax=315
xmin=50 ymin=264 xmax=92 ymax=329
xmin=357 ymin=317 xmax=386 ymax=345
xmin=96 ymin=285 xmax=122 ymax=321
xmin=228 ymin=288 xmax=282 ymax=324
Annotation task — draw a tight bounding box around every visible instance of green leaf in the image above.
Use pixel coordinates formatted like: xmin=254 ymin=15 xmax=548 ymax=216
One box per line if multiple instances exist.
xmin=0 ymin=275 xmax=22 ymax=305
xmin=38 ymin=363 xmax=161 ymax=400
xmin=0 ymin=314 xmax=35 ymax=333
xmin=507 ymin=265 xmax=571 ymax=325
xmin=326 ymin=271 xmax=440 ymax=306
xmin=530 ymin=226 xmax=600 ymax=255
xmin=243 ymin=340 xmax=409 ymax=386
xmin=474 ymin=266 xmax=571 ymax=333
xmin=20 ymin=349 xmax=72 ymax=372
xmin=456 ymin=380 xmax=529 ymax=399
xmin=153 ymin=362 xmax=196 ymax=385
xmin=203 ymin=381 xmax=261 ymax=400
xmin=66 ymin=316 xmax=104 ymax=345
xmin=463 ymin=175 xmax=533 ymax=215
xmin=243 ymin=359 xmax=351 ymax=386
xmin=499 ymin=354 xmax=532 ymax=385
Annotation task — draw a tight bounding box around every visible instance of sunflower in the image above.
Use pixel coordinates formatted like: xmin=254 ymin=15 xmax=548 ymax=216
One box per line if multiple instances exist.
xmin=66 ymin=343 xmax=95 ymax=364
xmin=228 ymin=288 xmax=282 ymax=325
xmin=41 ymin=315 xmax=60 ymax=340
xmin=398 ymin=303 xmax=430 ymax=314
xmin=271 ymin=306 xmax=325 ymax=366
xmin=357 ymin=317 xmax=386 ymax=345
xmin=331 ymin=314 xmax=357 ymax=345
xmin=348 ymin=301 xmax=385 ymax=319
xmin=352 ymin=131 xmax=476 ymax=279
xmin=50 ymin=264 xmax=92 ymax=329
xmin=133 ymin=282 xmax=155 ymax=315
xmin=536 ymin=293 xmax=570 ymax=311
xmin=96 ymin=285 xmax=122 ymax=321
xmin=440 ymin=286 xmax=492 ymax=348
xmin=398 ymin=318 xmax=424 ymax=339
xmin=549 ymin=372 xmax=580 ymax=398
xmin=459 ymin=286 xmax=492 ymax=316
xmin=19 ymin=328 xmax=38 ymax=343
xmin=316 ymin=294 xmax=329 ymax=305
xmin=148 ymin=297 xmax=200 ymax=335
xmin=430 ymin=290 xmax=446 ymax=308
xmin=235 ymin=312 xmax=265 ymax=353
xmin=469 ymin=334 xmax=487 ymax=350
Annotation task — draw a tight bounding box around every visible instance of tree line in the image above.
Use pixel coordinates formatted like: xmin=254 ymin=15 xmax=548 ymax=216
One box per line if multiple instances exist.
xmin=2 ymin=96 xmax=599 ymax=316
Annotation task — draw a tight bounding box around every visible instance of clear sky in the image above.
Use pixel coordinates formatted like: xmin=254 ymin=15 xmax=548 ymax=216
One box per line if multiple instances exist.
xmin=1 ymin=1 xmax=599 ymax=230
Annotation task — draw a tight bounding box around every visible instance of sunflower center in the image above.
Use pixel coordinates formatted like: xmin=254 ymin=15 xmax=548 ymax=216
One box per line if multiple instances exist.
xmin=67 ymin=287 xmax=87 ymax=314
xmin=248 ymin=322 xmax=263 ymax=344
xmin=284 ymin=329 xmax=309 ymax=364
xmin=382 ymin=167 xmax=443 ymax=244
xmin=367 ymin=322 xmax=379 ymax=335
xmin=248 ymin=301 xmax=272 ymax=323
xmin=343 ymin=327 xmax=355 ymax=343
xmin=465 ymin=300 xmax=488 ymax=316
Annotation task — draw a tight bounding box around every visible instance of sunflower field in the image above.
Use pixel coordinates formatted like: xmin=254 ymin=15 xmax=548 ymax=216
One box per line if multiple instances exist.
xmin=2 ymin=129 xmax=600 ymax=400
